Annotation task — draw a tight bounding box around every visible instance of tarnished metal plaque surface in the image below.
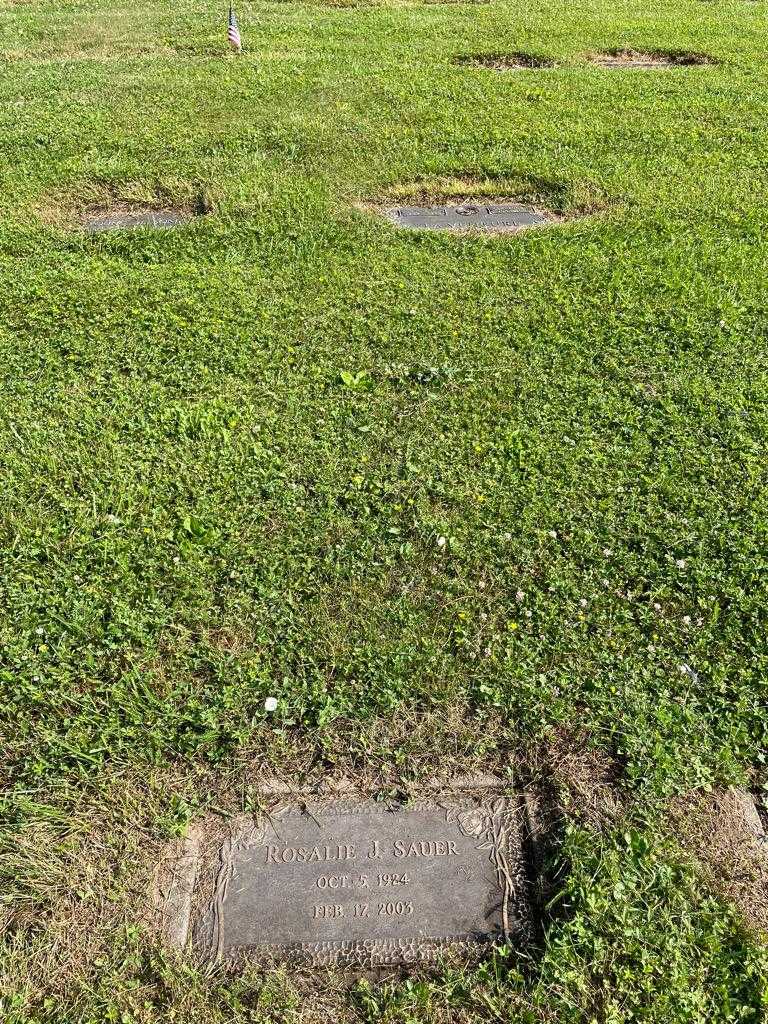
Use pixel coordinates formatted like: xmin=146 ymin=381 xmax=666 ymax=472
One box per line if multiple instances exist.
xmin=83 ymin=210 xmax=193 ymax=232
xmin=383 ymin=203 xmax=551 ymax=232
xmin=190 ymin=796 xmax=530 ymax=967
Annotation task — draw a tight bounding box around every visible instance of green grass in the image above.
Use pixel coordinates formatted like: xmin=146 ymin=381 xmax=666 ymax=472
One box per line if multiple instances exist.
xmin=1 ymin=0 xmax=767 ymax=1018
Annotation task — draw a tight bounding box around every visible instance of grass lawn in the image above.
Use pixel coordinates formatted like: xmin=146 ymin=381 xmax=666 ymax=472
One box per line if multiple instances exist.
xmin=1 ymin=0 xmax=768 ymax=1019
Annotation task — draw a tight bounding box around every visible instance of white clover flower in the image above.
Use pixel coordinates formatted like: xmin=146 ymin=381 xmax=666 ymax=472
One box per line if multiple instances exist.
xmin=682 ymin=615 xmax=691 ymax=625
xmin=437 ymin=535 xmax=447 ymax=549
xmin=515 ymin=589 xmax=525 ymax=603
xmin=524 ymin=610 xmax=532 ymax=619
xmin=602 ymin=548 xmax=613 ymax=556
xmin=653 ymin=602 xmax=661 ymax=611
xmin=264 ymin=697 xmax=278 ymax=712
xmin=579 ymin=598 xmax=588 ymax=608
xmin=675 ymin=559 xmax=686 ymax=569
xmin=503 ymin=532 xmax=512 ymax=542
xmin=548 ymin=529 xmax=557 ymax=538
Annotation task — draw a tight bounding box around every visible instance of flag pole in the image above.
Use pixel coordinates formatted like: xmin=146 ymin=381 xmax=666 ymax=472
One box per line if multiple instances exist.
xmin=227 ymin=2 xmax=242 ymax=53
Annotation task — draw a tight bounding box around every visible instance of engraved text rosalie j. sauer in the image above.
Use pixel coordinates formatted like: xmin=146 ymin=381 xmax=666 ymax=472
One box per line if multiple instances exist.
xmin=265 ymin=838 xmax=459 ymax=864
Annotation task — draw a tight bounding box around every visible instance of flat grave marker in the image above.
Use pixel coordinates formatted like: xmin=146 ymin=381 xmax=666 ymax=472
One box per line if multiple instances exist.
xmin=161 ymin=791 xmax=537 ymax=968
xmin=82 ymin=209 xmax=194 ymax=232
xmin=382 ymin=203 xmax=554 ymax=233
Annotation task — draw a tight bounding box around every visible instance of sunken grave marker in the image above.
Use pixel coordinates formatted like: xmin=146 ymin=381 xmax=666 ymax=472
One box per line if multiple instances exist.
xmin=588 ymin=49 xmax=715 ymax=69
xmin=82 ymin=209 xmax=197 ymax=232
xmin=380 ymin=202 xmax=555 ymax=233
xmin=453 ymin=52 xmax=554 ymax=71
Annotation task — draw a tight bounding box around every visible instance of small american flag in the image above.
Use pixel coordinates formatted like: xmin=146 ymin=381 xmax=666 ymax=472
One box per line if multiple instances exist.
xmin=227 ymin=4 xmax=242 ymax=52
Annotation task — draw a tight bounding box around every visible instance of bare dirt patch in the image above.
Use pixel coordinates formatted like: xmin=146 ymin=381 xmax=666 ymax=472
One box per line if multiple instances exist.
xmin=454 ymin=52 xmax=554 ymax=71
xmin=538 ymin=728 xmax=629 ymax=826
xmin=671 ymin=788 xmax=768 ymax=933
xmin=588 ymin=48 xmax=716 ymax=69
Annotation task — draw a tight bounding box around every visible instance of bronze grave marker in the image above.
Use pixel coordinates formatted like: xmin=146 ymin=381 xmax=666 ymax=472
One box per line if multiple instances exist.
xmin=162 ymin=792 xmax=536 ymax=968
xmin=382 ymin=203 xmax=553 ymax=233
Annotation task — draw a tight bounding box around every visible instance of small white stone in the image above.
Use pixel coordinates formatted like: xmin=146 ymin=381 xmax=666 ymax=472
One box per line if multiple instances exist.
xmin=264 ymin=697 xmax=278 ymax=712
